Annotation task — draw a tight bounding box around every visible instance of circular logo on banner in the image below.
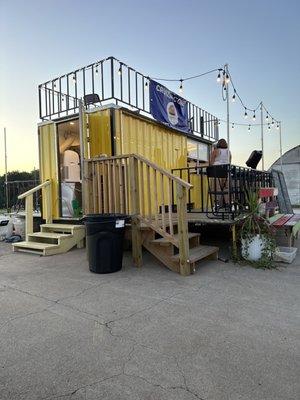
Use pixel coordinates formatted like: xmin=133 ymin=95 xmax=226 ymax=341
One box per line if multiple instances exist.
xmin=167 ymin=102 xmax=178 ymax=125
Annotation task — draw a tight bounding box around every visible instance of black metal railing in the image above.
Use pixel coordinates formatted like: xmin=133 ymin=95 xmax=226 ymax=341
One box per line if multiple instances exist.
xmin=39 ymin=56 xmax=219 ymax=142
xmin=171 ymin=165 xmax=273 ymax=217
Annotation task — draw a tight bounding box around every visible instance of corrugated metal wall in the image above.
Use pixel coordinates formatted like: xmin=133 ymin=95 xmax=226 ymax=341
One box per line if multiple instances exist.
xmin=114 ymin=109 xmax=187 ymax=170
xmin=88 ymin=109 xmax=112 ymax=157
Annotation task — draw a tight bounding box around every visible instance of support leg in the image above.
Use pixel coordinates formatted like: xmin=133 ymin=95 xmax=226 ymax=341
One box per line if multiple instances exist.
xmin=232 ymin=224 xmax=237 ymax=260
xmin=132 ymin=216 xmax=143 ymax=267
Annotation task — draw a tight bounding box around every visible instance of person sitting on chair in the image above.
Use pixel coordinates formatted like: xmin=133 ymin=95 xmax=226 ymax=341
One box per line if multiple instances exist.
xmin=210 ymin=138 xmax=231 ymax=165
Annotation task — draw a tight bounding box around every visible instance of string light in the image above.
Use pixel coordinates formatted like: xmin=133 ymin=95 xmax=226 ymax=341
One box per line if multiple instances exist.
xmin=244 ymin=108 xmax=248 ymax=119
xmin=232 ymin=123 xmax=235 ymax=129
xmin=232 ymin=90 xmax=236 ymax=102
xmin=252 ymin=112 xmax=256 ymax=121
xmin=118 ymin=64 xmax=122 ymax=75
xmin=217 ymin=70 xmax=221 ymax=82
xmin=179 ymin=79 xmax=183 ymax=93
xmin=225 ymin=73 xmax=230 ymax=84
xmin=266 ymin=112 xmax=269 ymax=121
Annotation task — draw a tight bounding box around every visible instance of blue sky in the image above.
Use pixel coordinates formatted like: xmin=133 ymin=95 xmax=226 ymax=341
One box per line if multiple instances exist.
xmin=0 ymin=0 xmax=299 ymax=173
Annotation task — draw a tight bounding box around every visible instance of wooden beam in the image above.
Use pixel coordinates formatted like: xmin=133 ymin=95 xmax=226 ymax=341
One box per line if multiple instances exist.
xmin=25 ymin=194 xmax=33 ymax=240
xmin=129 ymin=157 xmax=142 ymax=267
xmin=176 ymin=184 xmax=190 ymax=276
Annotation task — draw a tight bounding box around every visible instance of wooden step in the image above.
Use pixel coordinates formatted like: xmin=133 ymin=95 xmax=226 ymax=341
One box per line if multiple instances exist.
xmin=13 ymin=241 xmax=59 ymax=256
xmin=172 ymin=245 xmax=219 ymax=272
xmin=151 ymin=232 xmax=200 ymax=246
xmin=29 ymin=232 xmax=72 ymax=239
xmin=41 ymin=223 xmax=85 ymax=234
xmin=28 ymin=232 xmax=73 ymax=244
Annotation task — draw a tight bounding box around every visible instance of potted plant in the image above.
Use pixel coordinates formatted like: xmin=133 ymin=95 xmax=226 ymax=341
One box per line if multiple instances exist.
xmin=238 ymin=189 xmax=276 ymax=268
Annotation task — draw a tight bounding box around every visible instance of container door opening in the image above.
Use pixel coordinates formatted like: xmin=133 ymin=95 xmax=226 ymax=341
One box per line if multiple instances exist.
xmin=57 ymin=119 xmax=82 ymax=218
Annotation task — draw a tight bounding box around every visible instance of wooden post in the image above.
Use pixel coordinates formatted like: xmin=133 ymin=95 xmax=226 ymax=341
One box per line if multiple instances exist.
xmin=176 ymin=184 xmax=190 ymax=276
xmin=130 ymin=156 xmax=142 ymax=267
xmin=231 ymin=224 xmax=237 ymax=260
xmin=25 ymin=194 xmax=33 ymax=240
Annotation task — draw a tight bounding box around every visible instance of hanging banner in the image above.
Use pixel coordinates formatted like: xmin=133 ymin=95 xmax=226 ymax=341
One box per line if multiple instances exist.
xmin=149 ymin=80 xmax=189 ymax=132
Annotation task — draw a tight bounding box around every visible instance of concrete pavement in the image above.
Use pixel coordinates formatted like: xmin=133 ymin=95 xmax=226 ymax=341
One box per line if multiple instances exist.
xmin=0 ymin=238 xmax=299 ymax=400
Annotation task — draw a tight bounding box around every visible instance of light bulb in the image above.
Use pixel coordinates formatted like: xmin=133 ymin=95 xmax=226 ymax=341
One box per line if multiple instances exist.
xmin=266 ymin=112 xmax=269 ymax=121
xmin=95 ymin=64 xmax=99 ymax=74
xmin=253 ymin=113 xmax=256 ymax=121
xmin=145 ymin=81 xmax=148 ymax=89
xmin=232 ymin=91 xmax=236 ymax=102
xmin=276 ymin=123 xmax=279 ymax=130
xmin=268 ymin=124 xmax=271 ymax=130
xmin=61 ymin=95 xmax=64 ymax=102
xmin=232 ymin=123 xmax=235 ymax=129
xmin=217 ymin=71 xmax=221 ymax=82
xmin=244 ymin=109 xmax=248 ymax=119
xmin=248 ymin=125 xmax=251 ymax=132
xmin=179 ymin=80 xmax=183 ymax=93
xmin=225 ymin=73 xmax=230 ymax=84
xmin=72 ymin=74 xmax=76 ymax=83
xmin=118 ymin=65 xmax=122 ymax=75
xmin=272 ymin=119 xmax=274 ymax=125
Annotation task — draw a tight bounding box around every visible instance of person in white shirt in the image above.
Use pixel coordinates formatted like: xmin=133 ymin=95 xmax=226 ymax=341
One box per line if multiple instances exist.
xmin=210 ymin=139 xmax=231 ymax=165
xmin=209 ymin=138 xmax=232 ymax=209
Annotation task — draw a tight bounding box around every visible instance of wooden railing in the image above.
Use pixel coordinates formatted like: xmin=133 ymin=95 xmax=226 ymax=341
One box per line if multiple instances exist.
xmin=18 ymin=180 xmax=52 ymax=240
xmin=84 ymin=154 xmax=193 ymax=275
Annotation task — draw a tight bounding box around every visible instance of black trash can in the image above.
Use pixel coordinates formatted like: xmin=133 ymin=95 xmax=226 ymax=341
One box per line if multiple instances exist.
xmin=85 ymin=214 xmax=127 ymax=273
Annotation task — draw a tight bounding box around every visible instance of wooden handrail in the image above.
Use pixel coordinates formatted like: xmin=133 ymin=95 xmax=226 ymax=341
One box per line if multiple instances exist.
xmin=89 ymin=154 xmax=193 ymax=190
xmin=18 ymin=180 xmax=52 ymax=240
xmin=85 ymin=153 xmax=192 ymax=274
xmin=18 ymin=180 xmax=51 ymax=200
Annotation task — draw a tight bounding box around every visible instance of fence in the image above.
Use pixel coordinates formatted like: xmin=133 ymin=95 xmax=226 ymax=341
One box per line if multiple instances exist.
xmin=4 ymin=180 xmax=40 ymax=211
xmin=171 ymin=165 xmax=273 ymax=215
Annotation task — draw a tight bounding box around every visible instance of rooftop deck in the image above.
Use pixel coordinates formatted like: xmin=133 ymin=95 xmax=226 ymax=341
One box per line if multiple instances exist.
xmin=38 ymin=56 xmax=219 ymax=142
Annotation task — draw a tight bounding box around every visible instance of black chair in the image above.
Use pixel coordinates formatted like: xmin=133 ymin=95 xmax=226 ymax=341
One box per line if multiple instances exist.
xmin=206 ymin=164 xmax=237 ymax=220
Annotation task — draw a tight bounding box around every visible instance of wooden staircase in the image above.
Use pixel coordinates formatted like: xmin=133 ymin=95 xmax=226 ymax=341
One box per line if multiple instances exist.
xmin=85 ymin=154 xmax=219 ymax=275
xmin=12 ymin=180 xmax=85 ymax=257
xmin=141 ymin=224 xmax=218 ymax=274
xmin=13 ymin=224 xmax=85 ymax=256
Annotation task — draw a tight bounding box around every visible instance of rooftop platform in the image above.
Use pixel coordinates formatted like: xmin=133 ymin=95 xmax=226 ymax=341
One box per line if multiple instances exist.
xmin=0 ymin=232 xmax=299 ymax=400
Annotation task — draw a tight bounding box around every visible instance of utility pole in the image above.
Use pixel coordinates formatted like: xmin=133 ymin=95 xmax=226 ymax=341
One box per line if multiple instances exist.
xmin=224 ymin=64 xmax=230 ymax=149
xmin=260 ymin=102 xmax=264 ymax=171
xmin=4 ymin=127 xmax=9 ymax=212
xmin=279 ymin=121 xmax=283 ymax=172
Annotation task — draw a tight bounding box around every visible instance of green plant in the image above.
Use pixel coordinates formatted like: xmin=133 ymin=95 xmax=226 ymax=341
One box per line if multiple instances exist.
xmin=236 ymin=189 xmax=276 ymax=269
